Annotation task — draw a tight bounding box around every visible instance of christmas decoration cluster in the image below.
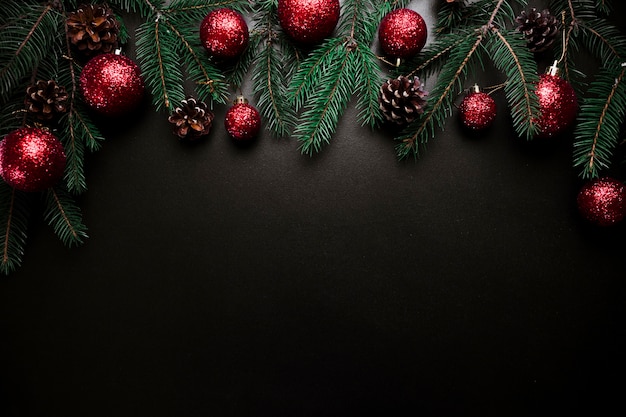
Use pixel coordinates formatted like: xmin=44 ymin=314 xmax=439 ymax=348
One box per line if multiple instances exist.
xmin=1 ymin=0 xmax=626 ymax=274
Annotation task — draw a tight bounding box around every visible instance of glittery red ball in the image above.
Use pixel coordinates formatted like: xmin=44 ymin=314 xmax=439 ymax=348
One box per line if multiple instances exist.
xmin=378 ymin=8 xmax=428 ymax=59
xmin=577 ymin=177 xmax=626 ymax=226
xmin=459 ymin=91 xmax=497 ymax=130
xmin=277 ymin=0 xmax=340 ymax=45
xmin=535 ymin=73 xmax=578 ymax=137
xmin=225 ymin=102 xmax=262 ymax=141
xmin=200 ymin=8 xmax=249 ymax=60
xmin=79 ymin=53 xmax=145 ymax=117
xmin=0 ymin=127 xmax=66 ymax=192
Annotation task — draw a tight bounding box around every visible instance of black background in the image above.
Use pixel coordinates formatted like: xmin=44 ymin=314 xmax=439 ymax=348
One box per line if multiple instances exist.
xmin=1 ymin=1 xmax=626 ymax=416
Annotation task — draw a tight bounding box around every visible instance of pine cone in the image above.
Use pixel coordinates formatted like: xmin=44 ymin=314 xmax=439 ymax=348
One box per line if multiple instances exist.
xmin=66 ymin=4 xmax=120 ymax=57
xmin=168 ymin=98 xmax=214 ymax=140
xmin=379 ymin=76 xmax=428 ymax=125
xmin=516 ymin=8 xmax=559 ymax=53
xmin=24 ymin=80 xmax=69 ymax=121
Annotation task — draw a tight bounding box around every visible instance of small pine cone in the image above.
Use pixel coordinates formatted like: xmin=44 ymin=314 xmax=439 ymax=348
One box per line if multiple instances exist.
xmin=25 ymin=80 xmax=69 ymax=121
xmin=516 ymin=8 xmax=559 ymax=53
xmin=379 ymin=76 xmax=428 ymax=125
xmin=67 ymin=4 xmax=120 ymax=57
xmin=168 ymin=97 xmax=214 ymax=140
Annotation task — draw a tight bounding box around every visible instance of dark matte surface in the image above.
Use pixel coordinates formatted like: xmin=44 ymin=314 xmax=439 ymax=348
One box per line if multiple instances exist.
xmin=1 ymin=1 xmax=626 ymax=416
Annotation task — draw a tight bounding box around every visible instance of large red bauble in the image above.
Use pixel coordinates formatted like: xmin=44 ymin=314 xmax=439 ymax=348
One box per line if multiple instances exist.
xmin=79 ymin=53 xmax=144 ymax=117
xmin=200 ymin=8 xmax=249 ymax=60
xmin=225 ymin=99 xmax=261 ymax=141
xmin=535 ymin=73 xmax=578 ymax=137
xmin=459 ymin=89 xmax=497 ymax=130
xmin=277 ymin=0 xmax=340 ymax=45
xmin=0 ymin=127 xmax=66 ymax=192
xmin=577 ymin=177 xmax=626 ymax=226
xmin=378 ymin=8 xmax=428 ymax=59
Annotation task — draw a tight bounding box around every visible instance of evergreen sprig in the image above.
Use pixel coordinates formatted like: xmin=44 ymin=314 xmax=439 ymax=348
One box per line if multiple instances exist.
xmin=0 ymin=184 xmax=31 ymax=275
xmin=44 ymin=187 xmax=88 ymax=247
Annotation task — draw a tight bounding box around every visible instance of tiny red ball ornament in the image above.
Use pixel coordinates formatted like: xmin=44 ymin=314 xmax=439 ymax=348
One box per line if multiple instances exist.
xmin=378 ymin=8 xmax=428 ymax=59
xmin=0 ymin=127 xmax=66 ymax=192
xmin=459 ymin=86 xmax=497 ymax=130
xmin=534 ymin=65 xmax=578 ymax=137
xmin=80 ymin=53 xmax=145 ymax=117
xmin=277 ymin=0 xmax=340 ymax=45
xmin=225 ymin=97 xmax=262 ymax=141
xmin=577 ymin=177 xmax=626 ymax=226
xmin=200 ymin=8 xmax=249 ymax=60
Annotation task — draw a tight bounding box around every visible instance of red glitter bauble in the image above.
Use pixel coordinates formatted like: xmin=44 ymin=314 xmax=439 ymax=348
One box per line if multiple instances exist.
xmin=277 ymin=0 xmax=340 ymax=45
xmin=378 ymin=8 xmax=428 ymax=59
xmin=224 ymin=99 xmax=262 ymax=141
xmin=577 ymin=177 xmax=626 ymax=226
xmin=200 ymin=8 xmax=249 ymax=60
xmin=79 ymin=53 xmax=144 ymax=117
xmin=459 ymin=89 xmax=497 ymax=130
xmin=535 ymin=73 xmax=578 ymax=137
xmin=0 ymin=127 xmax=66 ymax=192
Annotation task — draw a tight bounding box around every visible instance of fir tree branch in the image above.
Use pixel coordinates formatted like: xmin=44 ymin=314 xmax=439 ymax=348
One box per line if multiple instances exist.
xmin=44 ymin=187 xmax=88 ymax=247
xmin=0 ymin=184 xmax=30 ymax=275
xmin=573 ymin=63 xmax=626 ymax=178
xmin=396 ymin=33 xmax=484 ymax=159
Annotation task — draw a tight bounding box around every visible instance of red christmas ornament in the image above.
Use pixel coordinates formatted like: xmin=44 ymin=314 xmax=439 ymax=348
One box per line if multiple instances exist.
xmin=79 ymin=53 xmax=145 ymax=117
xmin=0 ymin=127 xmax=66 ymax=192
xmin=200 ymin=8 xmax=249 ymax=60
xmin=378 ymin=8 xmax=428 ymax=59
xmin=577 ymin=177 xmax=626 ymax=226
xmin=459 ymin=85 xmax=497 ymax=130
xmin=277 ymin=0 xmax=340 ymax=45
xmin=534 ymin=63 xmax=578 ymax=137
xmin=224 ymin=97 xmax=262 ymax=141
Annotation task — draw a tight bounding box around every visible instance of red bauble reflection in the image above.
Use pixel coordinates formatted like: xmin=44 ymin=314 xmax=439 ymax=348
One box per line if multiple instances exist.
xmin=200 ymin=8 xmax=249 ymax=60
xmin=277 ymin=0 xmax=340 ymax=45
xmin=378 ymin=8 xmax=428 ymax=59
xmin=459 ymin=89 xmax=497 ymax=130
xmin=577 ymin=177 xmax=626 ymax=226
xmin=535 ymin=73 xmax=578 ymax=137
xmin=225 ymin=99 xmax=262 ymax=141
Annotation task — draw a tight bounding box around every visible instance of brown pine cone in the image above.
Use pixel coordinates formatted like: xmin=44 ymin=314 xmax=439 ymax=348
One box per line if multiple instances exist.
xmin=168 ymin=97 xmax=214 ymax=140
xmin=516 ymin=8 xmax=559 ymax=53
xmin=379 ymin=76 xmax=428 ymax=125
xmin=66 ymin=4 xmax=120 ymax=57
xmin=24 ymin=80 xmax=69 ymax=121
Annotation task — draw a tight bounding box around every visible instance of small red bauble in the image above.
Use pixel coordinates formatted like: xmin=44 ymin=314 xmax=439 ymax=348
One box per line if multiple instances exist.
xmin=577 ymin=177 xmax=626 ymax=226
xmin=79 ymin=53 xmax=145 ymax=117
xmin=0 ymin=127 xmax=66 ymax=192
xmin=459 ymin=86 xmax=497 ymax=130
xmin=378 ymin=8 xmax=428 ymax=59
xmin=200 ymin=8 xmax=249 ymax=60
xmin=225 ymin=98 xmax=261 ymax=141
xmin=534 ymin=67 xmax=578 ymax=137
xmin=277 ymin=0 xmax=340 ymax=45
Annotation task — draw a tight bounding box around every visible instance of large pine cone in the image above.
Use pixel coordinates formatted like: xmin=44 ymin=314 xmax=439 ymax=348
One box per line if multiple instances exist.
xmin=168 ymin=98 xmax=214 ymax=140
xmin=379 ymin=76 xmax=428 ymax=125
xmin=516 ymin=8 xmax=559 ymax=53
xmin=67 ymin=4 xmax=120 ymax=57
xmin=24 ymin=80 xmax=69 ymax=121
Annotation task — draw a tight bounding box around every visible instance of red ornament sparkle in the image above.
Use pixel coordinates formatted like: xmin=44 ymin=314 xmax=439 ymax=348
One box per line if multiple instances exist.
xmin=277 ymin=0 xmax=340 ymax=45
xmin=459 ymin=86 xmax=497 ymax=130
xmin=534 ymin=66 xmax=578 ymax=137
xmin=0 ymin=127 xmax=66 ymax=192
xmin=378 ymin=8 xmax=428 ymax=59
xmin=577 ymin=177 xmax=626 ymax=226
xmin=200 ymin=8 xmax=249 ymax=60
xmin=224 ymin=98 xmax=262 ymax=141
xmin=79 ymin=53 xmax=145 ymax=117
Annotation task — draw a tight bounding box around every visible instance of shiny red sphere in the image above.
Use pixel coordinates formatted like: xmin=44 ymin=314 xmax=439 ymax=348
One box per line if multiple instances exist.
xmin=577 ymin=177 xmax=626 ymax=226
xmin=80 ymin=53 xmax=144 ymax=117
xmin=378 ymin=8 xmax=428 ymax=59
xmin=459 ymin=91 xmax=497 ymax=130
xmin=277 ymin=0 xmax=340 ymax=45
xmin=535 ymin=73 xmax=578 ymax=137
xmin=225 ymin=102 xmax=261 ymax=141
xmin=200 ymin=8 xmax=249 ymax=60
xmin=0 ymin=127 xmax=66 ymax=192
